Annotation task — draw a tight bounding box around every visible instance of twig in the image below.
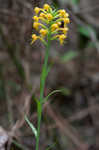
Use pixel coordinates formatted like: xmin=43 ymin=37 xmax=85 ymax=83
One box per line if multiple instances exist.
xmin=45 ymin=104 xmax=88 ymax=150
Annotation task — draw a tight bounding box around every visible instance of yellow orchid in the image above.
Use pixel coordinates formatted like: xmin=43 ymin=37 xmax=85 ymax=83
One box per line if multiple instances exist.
xmin=40 ymin=29 xmax=48 ymax=37
xmin=33 ymin=16 xmax=39 ymax=22
xmin=46 ymin=13 xmax=53 ymax=21
xmin=43 ymin=4 xmax=51 ymax=11
xmin=31 ymin=5 xmax=70 ymax=150
xmin=31 ymin=34 xmax=38 ymax=44
xmin=34 ymin=7 xmax=40 ymax=14
xmin=32 ymin=3 xmax=70 ymax=45
xmin=51 ymin=23 xmax=59 ymax=31
xmin=33 ymin=22 xmax=40 ymax=30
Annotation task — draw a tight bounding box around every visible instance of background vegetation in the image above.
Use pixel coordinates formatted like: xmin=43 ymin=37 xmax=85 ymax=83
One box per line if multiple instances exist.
xmin=0 ymin=0 xmax=99 ymax=150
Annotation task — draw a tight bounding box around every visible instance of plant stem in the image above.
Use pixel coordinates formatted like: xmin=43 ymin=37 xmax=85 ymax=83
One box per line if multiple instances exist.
xmin=36 ymin=32 xmax=51 ymax=150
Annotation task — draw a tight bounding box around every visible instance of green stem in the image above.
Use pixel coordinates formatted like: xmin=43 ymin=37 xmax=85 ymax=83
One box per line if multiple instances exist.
xmin=36 ymin=32 xmax=51 ymax=150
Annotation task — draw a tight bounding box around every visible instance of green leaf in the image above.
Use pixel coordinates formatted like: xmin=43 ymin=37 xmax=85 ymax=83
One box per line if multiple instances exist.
xmin=25 ymin=115 xmax=37 ymax=138
xmin=61 ymin=51 xmax=78 ymax=62
xmin=42 ymin=89 xmax=70 ymax=104
xmin=42 ymin=90 xmax=61 ymax=103
xmin=78 ymin=26 xmax=89 ymax=37
xmin=71 ymin=0 xmax=79 ymax=5
xmin=60 ymin=88 xmax=70 ymax=96
xmin=78 ymin=26 xmax=95 ymax=38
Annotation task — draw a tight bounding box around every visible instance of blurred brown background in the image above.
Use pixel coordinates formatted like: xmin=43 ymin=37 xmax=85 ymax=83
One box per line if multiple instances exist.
xmin=0 ymin=0 xmax=99 ymax=150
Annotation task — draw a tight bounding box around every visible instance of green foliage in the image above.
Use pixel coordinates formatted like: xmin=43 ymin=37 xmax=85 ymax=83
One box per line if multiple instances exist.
xmin=71 ymin=0 xmax=79 ymax=5
xmin=61 ymin=51 xmax=78 ymax=62
xmin=25 ymin=115 xmax=37 ymax=138
xmin=43 ymin=89 xmax=70 ymax=104
xmin=42 ymin=90 xmax=63 ymax=103
xmin=59 ymin=88 xmax=70 ymax=96
xmin=78 ymin=25 xmax=95 ymax=38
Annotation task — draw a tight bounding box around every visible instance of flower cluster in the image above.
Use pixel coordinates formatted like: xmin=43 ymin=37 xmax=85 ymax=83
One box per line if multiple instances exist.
xmin=32 ymin=4 xmax=70 ymax=45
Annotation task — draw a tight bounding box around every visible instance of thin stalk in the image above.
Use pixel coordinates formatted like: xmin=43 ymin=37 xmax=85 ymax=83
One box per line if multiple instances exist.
xmin=36 ymin=32 xmax=51 ymax=150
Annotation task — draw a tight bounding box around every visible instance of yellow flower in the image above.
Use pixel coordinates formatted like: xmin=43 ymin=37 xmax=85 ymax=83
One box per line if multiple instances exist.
xmin=59 ymin=34 xmax=66 ymax=45
xmin=46 ymin=13 xmax=53 ymax=21
xmin=40 ymin=13 xmax=46 ymax=18
xmin=32 ymin=4 xmax=70 ymax=45
xmin=31 ymin=34 xmax=38 ymax=43
xmin=63 ymin=18 xmax=70 ymax=24
xmin=33 ymin=22 xmax=40 ymax=30
xmin=40 ymin=29 xmax=48 ymax=37
xmin=58 ymin=10 xmax=69 ymax=18
xmin=57 ymin=22 xmax=61 ymax=26
xmin=33 ymin=16 xmax=39 ymax=22
xmin=43 ymin=4 xmax=51 ymax=11
xmin=59 ymin=27 xmax=68 ymax=34
xmin=34 ymin=7 xmax=40 ymax=14
xmin=39 ymin=13 xmax=47 ymax=21
xmin=51 ymin=23 xmax=59 ymax=31
xmin=63 ymin=28 xmax=68 ymax=34
xmin=63 ymin=13 xmax=69 ymax=18
xmin=58 ymin=9 xmax=66 ymax=16
xmin=33 ymin=22 xmax=46 ymax=30
xmin=53 ymin=34 xmax=66 ymax=44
